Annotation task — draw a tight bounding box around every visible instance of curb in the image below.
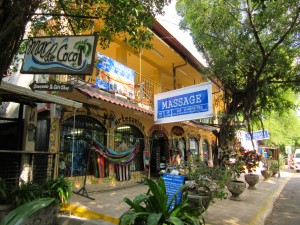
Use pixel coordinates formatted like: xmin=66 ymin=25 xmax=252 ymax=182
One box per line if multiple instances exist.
xmin=61 ymin=204 xmax=119 ymax=224
xmin=247 ymin=173 xmax=292 ymax=225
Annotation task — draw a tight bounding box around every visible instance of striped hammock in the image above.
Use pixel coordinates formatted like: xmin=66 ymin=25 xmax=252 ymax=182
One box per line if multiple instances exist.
xmin=83 ymin=133 xmax=140 ymax=164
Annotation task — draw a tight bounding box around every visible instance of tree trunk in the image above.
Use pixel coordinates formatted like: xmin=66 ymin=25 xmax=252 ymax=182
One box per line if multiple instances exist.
xmin=0 ymin=0 xmax=42 ymax=83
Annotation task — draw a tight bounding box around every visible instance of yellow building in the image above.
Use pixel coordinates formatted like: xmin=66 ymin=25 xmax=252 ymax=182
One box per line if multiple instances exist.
xmin=0 ymin=20 xmax=223 ymax=188
xmin=54 ymin=20 xmax=223 ymax=184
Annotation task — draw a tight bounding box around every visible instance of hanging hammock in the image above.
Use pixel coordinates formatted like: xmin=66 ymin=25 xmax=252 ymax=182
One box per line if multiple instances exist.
xmin=83 ymin=133 xmax=139 ymax=157
xmin=83 ymin=132 xmax=140 ymax=165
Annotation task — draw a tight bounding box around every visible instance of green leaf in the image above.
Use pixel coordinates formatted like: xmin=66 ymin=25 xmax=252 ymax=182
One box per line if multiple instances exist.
xmin=1 ymin=198 xmax=55 ymax=225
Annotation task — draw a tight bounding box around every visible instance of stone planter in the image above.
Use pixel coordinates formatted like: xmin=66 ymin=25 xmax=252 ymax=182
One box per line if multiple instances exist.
xmin=187 ymin=193 xmax=211 ymax=213
xmin=244 ymin=174 xmax=259 ymax=190
xmin=261 ymin=169 xmax=272 ymax=181
xmin=227 ymin=180 xmax=246 ymax=201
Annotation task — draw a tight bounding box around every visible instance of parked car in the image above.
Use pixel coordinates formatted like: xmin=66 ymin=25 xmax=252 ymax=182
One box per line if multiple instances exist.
xmin=293 ymin=149 xmax=300 ymax=172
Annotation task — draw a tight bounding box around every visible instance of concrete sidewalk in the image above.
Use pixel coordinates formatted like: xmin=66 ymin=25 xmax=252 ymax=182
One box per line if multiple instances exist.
xmin=59 ymin=168 xmax=294 ymax=225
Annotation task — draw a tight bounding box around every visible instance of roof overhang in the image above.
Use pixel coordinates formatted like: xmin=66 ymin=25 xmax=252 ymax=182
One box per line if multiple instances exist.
xmin=0 ymin=81 xmax=82 ymax=109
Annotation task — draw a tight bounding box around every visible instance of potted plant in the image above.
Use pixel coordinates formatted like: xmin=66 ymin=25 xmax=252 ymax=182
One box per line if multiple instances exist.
xmin=185 ymin=157 xmax=229 ymax=212
xmin=222 ymin=147 xmax=247 ymax=201
xmin=1 ymin=176 xmax=73 ymax=225
xmin=42 ymin=175 xmax=73 ymax=206
xmin=261 ymin=157 xmax=273 ymax=181
xmin=243 ymin=151 xmax=261 ymax=189
xmin=119 ymin=177 xmax=204 ymax=225
xmin=8 ymin=181 xmax=42 ymax=208
xmin=269 ymin=155 xmax=286 ymax=177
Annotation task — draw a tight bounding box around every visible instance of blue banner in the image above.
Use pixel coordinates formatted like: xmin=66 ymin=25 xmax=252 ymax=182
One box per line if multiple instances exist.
xmin=245 ymin=130 xmax=269 ymax=141
xmin=96 ymin=52 xmax=135 ymax=98
xmin=154 ymin=82 xmax=213 ymax=124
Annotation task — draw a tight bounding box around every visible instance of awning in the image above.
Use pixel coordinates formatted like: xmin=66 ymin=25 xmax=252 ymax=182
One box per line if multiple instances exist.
xmin=77 ymin=87 xmax=154 ymax=115
xmin=0 ymin=81 xmax=82 ymax=109
xmin=182 ymin=120 xmax=219 ymax=132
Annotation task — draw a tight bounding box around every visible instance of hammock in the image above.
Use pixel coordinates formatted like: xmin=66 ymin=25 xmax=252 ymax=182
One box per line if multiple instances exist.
xmin=83 ymin=132 xmax=140 ymax=164
xmin=84 ymin=133 xmax=138 ymax=157
xmin=92 ymin=141 xmax=140 ymax=164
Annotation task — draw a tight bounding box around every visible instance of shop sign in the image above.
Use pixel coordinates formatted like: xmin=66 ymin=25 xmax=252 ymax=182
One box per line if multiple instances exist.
xmin=21 ymin=35 xmax=97 ymax=75
xmin=154 ymin=82 xmax=213 ymax=124
xmin=96 ymin=52 xmax=135 ymax=99
xmin=162 ymin=174 xmax=185 ymax=210
xmin=29 ymin=81 xmax=73 ymax=92
xmin=245 ymin=130 xmax=270 ymax=141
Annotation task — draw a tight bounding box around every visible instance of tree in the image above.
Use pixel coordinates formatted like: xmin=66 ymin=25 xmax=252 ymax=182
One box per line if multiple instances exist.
xmin=0 ymin=0 xmax=170 ymax=83
xmin=176 ymin=0 xmax=300 ymax=147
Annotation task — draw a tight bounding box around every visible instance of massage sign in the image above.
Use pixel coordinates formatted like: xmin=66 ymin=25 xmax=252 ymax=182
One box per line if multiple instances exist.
xmin=21 ymin=35 xmax=97 ymax=75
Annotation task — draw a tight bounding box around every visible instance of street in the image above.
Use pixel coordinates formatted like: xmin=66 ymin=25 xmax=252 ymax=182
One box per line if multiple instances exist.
xmin=265 ymin=170 xmax=300 ymax=225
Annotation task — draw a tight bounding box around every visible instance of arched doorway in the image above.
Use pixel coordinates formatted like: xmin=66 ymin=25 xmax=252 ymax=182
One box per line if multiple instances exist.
xmin=60 ymin=115 xmax=106 ymax=177
xmin=114 ymin=124 xmax=144 ymax=172
xmin=189 ymin=138 xmax=199 ymax=158
xmin=150 ymin=130 xmax=168 ymax=176
xmin=202 ymin=139 xmax=209 ymax=165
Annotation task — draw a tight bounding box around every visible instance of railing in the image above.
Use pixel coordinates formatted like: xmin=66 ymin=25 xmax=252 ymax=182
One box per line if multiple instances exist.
xmin=53 ymin=73 xmax=170 ymax=108
xmin=0 ymin=150 xmax=56 ymax=189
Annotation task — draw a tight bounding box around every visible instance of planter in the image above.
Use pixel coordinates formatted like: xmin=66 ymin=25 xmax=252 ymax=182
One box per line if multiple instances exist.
xmin=187 ymin=193 xmax=211 ymax=213
xmin=226 ymin=180 xmax=246 ymax=201
xmin=244 ymin=174 xmax=259 ymax=190
xmin=261 ymin=169 xmax=272 ymax=181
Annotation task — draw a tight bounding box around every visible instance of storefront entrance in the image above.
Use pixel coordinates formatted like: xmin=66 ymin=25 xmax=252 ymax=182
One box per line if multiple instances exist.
xmin=150 ymin=130 xmax=168 ymax=176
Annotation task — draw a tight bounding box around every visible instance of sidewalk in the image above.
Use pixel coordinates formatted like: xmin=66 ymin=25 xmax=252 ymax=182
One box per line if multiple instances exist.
xmin=59 ymin=168 xmax=294 ymax=225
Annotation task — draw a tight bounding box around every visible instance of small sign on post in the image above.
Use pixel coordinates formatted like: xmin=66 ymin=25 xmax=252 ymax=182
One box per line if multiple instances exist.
xmin=162 ymin=174 xmax=185 ymax=210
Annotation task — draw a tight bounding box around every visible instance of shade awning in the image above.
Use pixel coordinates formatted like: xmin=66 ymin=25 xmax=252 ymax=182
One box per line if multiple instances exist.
xmin=77 ymin=87 xmax=154 ymax=115
xmin=0 ymin=81 xmax=82 ymax=109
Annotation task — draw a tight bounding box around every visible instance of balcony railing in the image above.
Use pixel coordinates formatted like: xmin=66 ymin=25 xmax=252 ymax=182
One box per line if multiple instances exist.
xmin=54 ymin=73 xmax=170 ymax=108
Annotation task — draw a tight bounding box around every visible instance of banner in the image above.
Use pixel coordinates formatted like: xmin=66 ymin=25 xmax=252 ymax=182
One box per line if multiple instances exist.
xmin=96 ymin=52 xmax=135 ymax=99
xmin=245 ymin=130 xmax=270 ymax=141
xmin=154 ymin=82 xmax=213 ymax=124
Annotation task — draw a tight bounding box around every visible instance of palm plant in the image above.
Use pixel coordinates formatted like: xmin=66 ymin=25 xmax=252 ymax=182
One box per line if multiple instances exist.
xmin=8 ymin=181 xmax=42 ymax=208
xmin=42 ymin=175 xmax=73 ymax=205
xmin=119 ymin=177 xmax=204 ymax=225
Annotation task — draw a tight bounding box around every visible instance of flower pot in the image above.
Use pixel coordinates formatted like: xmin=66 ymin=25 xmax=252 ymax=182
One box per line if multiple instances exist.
xmin=244 ymin=174 xmax=259 ymax=190
xmin=187 ymin=193 xmax=211 ymax=213
xmin=261 ymin=169 xmax=272 ymax=181
xmin=226 ymin=180 xmax=246 ymax=201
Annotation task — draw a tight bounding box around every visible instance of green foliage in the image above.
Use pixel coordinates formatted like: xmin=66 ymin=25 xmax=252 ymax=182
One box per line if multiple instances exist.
xmin=176 ymin=0 xmax=300 ymax=146
xmin=42 ymin=175 xmax=73 ymax=205
xmin=6 ymin=176 xmax=72 ymax=208
xmin=186 ymin=157 xmax=229 ymax=203
xmin=1 ymin=198 xmax=55 ymax=225
xmin=28 ymin=0 xmax=170 ymax=51
xmin=8 ymin=181 xmax=42 ymax=208
xmin=119 ymin=177 xmax=204 ymax=225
